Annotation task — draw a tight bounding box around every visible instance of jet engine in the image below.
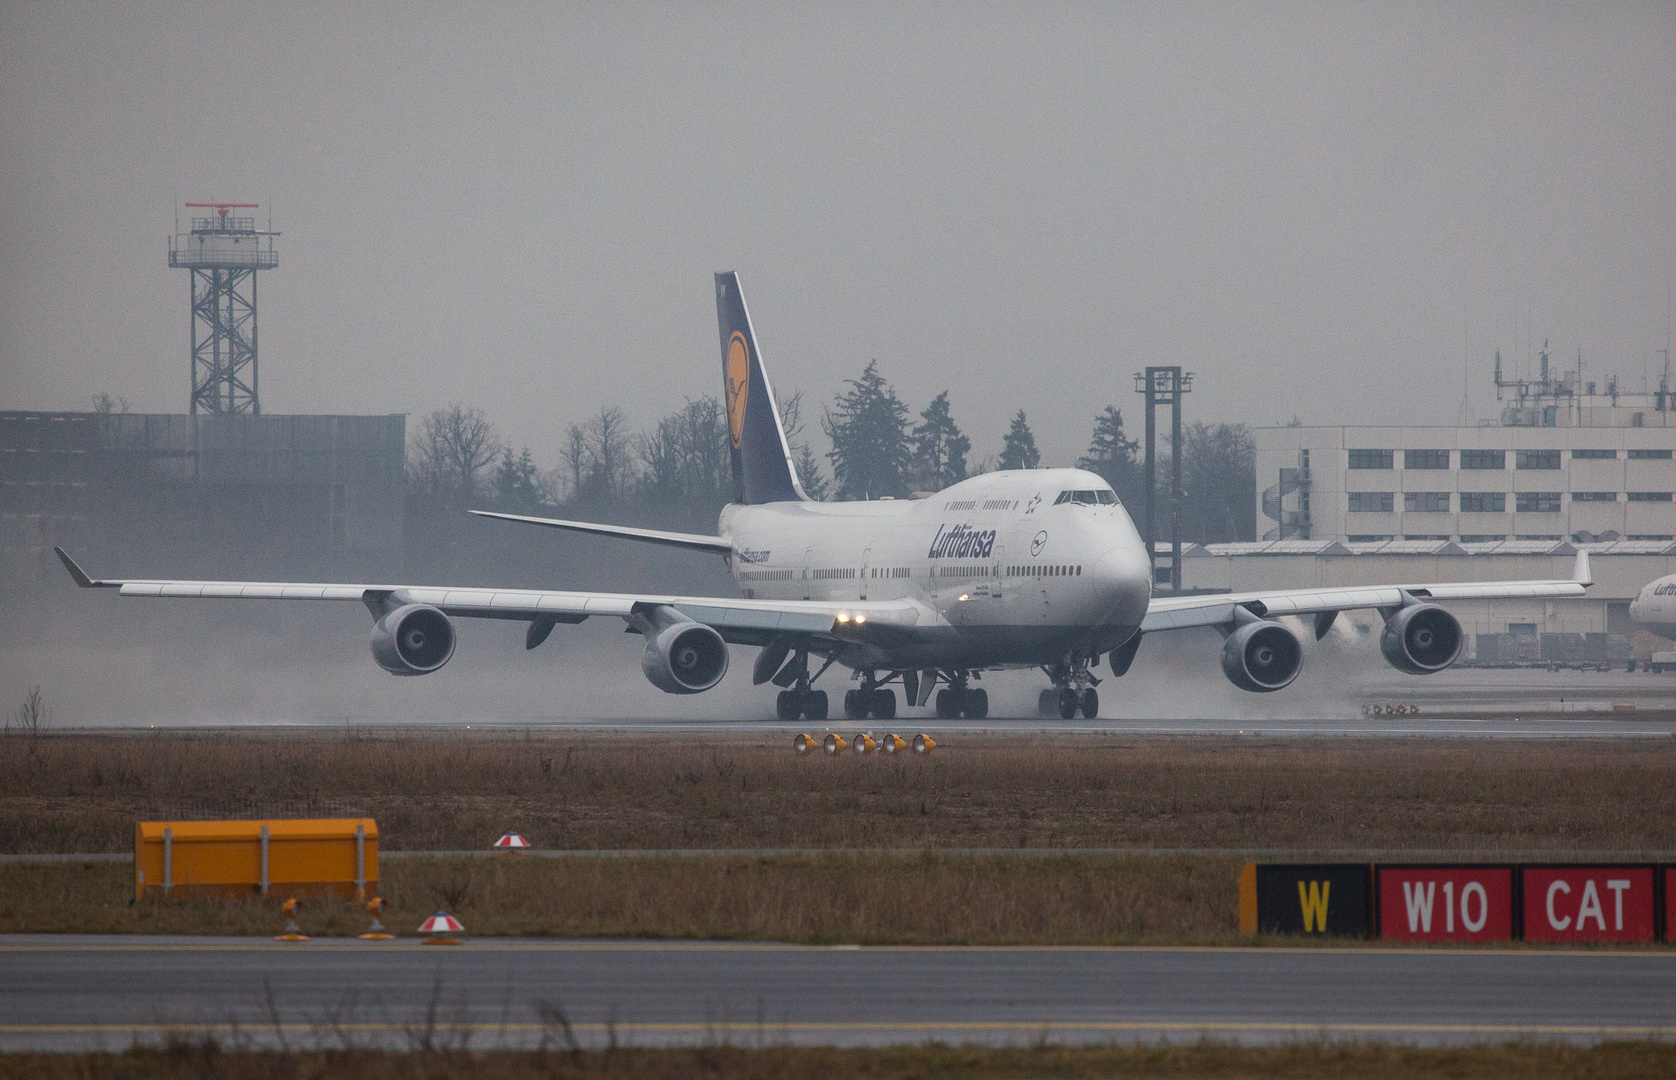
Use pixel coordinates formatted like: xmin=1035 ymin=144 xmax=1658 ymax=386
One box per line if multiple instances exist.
xmin=370 ymin=604 xmax=456 ymax=676
xmin=1220 ymin=619 xmax=1302 ymax=693
xmin=642 ymin=621 xmax=729 ymax=694
xmin=1380 ymin=603 xmax=1463 ymax=674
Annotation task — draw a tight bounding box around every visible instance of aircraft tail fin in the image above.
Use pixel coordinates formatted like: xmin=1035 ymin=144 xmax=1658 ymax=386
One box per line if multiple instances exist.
xmin=716 ymin=272 xmax=807 ymax=504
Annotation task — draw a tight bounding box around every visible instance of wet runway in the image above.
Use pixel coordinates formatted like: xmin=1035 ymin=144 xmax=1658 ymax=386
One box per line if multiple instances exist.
xmin=4 ymin=936 xmax=1674 ymax=1051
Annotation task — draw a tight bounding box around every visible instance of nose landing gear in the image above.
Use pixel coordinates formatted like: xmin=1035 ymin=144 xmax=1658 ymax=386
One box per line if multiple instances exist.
xmin=1039 ymin=656 xmax=1101 ymax=719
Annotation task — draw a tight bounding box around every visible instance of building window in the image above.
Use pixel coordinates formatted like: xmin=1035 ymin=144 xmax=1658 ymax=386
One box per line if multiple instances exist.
xmin=1403 ymin=491 xmax=1450 ymax=512
xmin=1460 ymin=449 xmax=1505 ymax=470
xmin=1347 ymin=535 xmax=1394 ymax=542
xmin=1515 ymin=492 xmax=1563 ymax=513
xmin=1516 ymin=534 xmax=1562 ymax=541
xmin=1403 ymin=535 xmax=1450 ymax=541
xmin=1347 ymin=491 xmax=1394 ymax=513
xmin=1404 ymin=449 xmax=1450 ymax=469
xmin=1629 ymin=449 xmax=1674 ymax=460
xmin=1459 ymin=492 xmax=1506 ymax=513
xmin=1348 ymin=449 xmax=1394 ymax=469
xmin=1572 ymin=492 xmax=1617 ymax=502
xmin=1572 ymin=449 xmax=1617 ymax=460
xmin=1459 ymin=534 xmax=1506 ymax=543
xmin=1628 ymin=491 xmax=1674 ymax=502
xmin=1630 ymin=534 xmax=1675 ymax=541
xmin=1515 ymin=450 xmax=1562 ymax=470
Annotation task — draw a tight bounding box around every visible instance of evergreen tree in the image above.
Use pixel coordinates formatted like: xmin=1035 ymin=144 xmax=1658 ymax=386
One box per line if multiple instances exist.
xmin=493 ymin=446 xmax=545 ymax=509
xmin=996 ymin=410 xmax=1040 ymax=471
xmin=1076 ymin=405 xmax=1142 ymax=506
xmin=909 ymin=390 xmax=970 ymax=492
xmin=821 ymin=360 xmax=911 ymax=499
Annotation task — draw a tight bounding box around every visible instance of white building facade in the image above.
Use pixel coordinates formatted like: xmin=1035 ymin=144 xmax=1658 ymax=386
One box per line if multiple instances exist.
xmin=1258 ymin=410 xmax=1676 ymax=545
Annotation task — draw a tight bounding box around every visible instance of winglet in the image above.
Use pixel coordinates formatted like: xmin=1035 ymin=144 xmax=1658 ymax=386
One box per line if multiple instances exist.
xmin=1573 ymin=548 xmax=1592 ymax=587
xmin=53 ymin=547 xmax=111 ymax=588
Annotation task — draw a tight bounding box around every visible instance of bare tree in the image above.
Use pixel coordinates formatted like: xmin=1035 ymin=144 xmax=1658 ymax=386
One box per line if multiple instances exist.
xmin=408 ymin=404 xmax=502 ymax=500
xmin=12 ymin=685 xmax=49 ymax=743
xmin=91 ymin=393 xmax=130 ymax=415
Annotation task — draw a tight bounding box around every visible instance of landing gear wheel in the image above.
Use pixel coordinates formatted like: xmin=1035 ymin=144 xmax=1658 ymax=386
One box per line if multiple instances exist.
xmin=1058 ymin=687 xmax=1079 ymax=721
xmin=1038 ymin=688 xmax=1058 ymax=717
xmin=803 ymin=690 xmax=828 ymax=722
xmin=1078 ymin=687 xmax=1099 ymax=719
xmin=935 ymin=688 xmax=960 ymax=719
xmin=776 ymin=691 xmax=798 ymax=721
xmin=844 ymin=689 xmax=866 ymax=720
xmin=871 ymin=688 xmax=896 ymax=720
xmin=964 ymin=688 xmax=988 ymax=719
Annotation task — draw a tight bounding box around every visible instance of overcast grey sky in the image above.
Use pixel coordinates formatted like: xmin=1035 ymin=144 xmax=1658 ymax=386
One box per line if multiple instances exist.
xmin=3 ymin=2 xmax=1674 ymax=469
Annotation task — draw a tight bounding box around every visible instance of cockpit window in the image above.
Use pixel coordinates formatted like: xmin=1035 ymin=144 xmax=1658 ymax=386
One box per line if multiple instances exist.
xmin=1056 ymin=489 xmax=1116 ymax=506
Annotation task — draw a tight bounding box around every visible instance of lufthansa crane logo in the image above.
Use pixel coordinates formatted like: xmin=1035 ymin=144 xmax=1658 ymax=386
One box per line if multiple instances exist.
xmin=1031 ymin=531 xmax=1048 ymax=556
xmin=725 ymin=332 xmax=750 ymax=449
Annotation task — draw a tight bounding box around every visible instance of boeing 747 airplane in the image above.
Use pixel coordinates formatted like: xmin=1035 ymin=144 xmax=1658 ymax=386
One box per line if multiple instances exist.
xmin=56 ymin=273 xmax=1592 ymax=721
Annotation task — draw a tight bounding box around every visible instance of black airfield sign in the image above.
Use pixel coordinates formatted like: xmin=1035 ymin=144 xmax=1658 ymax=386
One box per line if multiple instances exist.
xmin=1254 ymin=864 xmax=1373 ymax=937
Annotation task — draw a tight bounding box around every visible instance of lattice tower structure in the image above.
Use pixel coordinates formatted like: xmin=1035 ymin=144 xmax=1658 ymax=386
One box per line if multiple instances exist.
xmin=167 ymin=203 xmax=279 ymax=414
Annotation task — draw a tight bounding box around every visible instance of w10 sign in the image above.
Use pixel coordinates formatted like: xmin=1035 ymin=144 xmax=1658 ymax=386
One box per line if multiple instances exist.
xmin=1378 ymin=866 xmax=1514 ymax=942
xmin=1522 ymin=865 xmax=1656 ymax=943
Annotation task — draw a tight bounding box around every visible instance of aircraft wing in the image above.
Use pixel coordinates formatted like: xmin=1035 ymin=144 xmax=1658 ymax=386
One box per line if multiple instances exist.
xmin=467 ymin=510 xmax=734 ymax=555
xmin=52 ymin=547 xmax=935 ymax=648
xmin=1139 ymin=550 xmax=1592 ymax=634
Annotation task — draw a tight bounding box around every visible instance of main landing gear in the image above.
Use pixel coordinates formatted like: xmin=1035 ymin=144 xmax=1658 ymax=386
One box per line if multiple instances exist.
xmin=774 ymin=646 xmax=832 ymax=721
xmin=1039 ymin=655 xmax=1100 ymax=720
xmin=843 ymin=671 xmax=897 ymax=720
xmin=934 ymin=673 xmax=988 ymax=719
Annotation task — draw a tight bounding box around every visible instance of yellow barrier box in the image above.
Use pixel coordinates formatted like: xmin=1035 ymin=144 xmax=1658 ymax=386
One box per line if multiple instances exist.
xmin=134 ymin=819 xmax=377 ymax=901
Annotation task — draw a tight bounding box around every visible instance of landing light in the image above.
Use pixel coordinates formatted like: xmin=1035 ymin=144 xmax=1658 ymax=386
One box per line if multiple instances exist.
xmin=855 ymin=614 xmax=865 ymax=624
xmin=836 ymin=612 xmax=850 ymax=623
xmin=957 ymin=594 xmax=969 ymax=602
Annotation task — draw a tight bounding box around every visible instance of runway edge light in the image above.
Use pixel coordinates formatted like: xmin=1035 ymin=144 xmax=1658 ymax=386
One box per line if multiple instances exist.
xmin=275 ymin=897 xmax=309 ymax=942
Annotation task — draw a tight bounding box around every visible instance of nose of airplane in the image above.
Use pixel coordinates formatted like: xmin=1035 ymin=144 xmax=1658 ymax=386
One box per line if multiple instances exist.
xmin=1092 ymin=545 xmax=1152 ymax=625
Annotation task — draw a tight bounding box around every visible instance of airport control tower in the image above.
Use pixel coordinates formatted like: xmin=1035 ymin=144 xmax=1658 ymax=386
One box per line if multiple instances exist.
xmin=167 ymin=202 xmax=279 ymax=414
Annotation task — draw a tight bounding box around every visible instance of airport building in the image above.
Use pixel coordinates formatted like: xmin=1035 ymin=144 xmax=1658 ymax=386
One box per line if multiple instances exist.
xmin=0 ymin=410 xmax=405 ymax=587
xmin=1258 ymin=355 xmax=1676 ymax=545
xmin=1238 ymin=355 xmax=1676 ymax=657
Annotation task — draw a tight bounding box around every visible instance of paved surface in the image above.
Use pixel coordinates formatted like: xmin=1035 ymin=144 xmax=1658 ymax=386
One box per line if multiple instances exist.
xmin=4 ymin=936 xmax=1674 ymax=1050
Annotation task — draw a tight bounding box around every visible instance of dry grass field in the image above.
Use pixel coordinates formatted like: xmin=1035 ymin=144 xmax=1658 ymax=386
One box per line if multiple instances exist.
xmin=0 ymin=851 xmax=1238 ymax=942
xmin=4 ymin=730 xmax=1676 ymax=855
xmin=5 ymin=730 xmax=1676 ymax=941
xmin=2 ymin=1042 xmax=1674 ymax=1080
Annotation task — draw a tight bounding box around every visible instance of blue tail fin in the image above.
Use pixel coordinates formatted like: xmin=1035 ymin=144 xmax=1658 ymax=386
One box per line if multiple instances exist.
xmin=716 ymin=272 xmax=808 ymax=505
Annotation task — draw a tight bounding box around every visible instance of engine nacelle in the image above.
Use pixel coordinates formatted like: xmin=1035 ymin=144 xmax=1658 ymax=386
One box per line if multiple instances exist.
xmin=642 ymin=621 xmax=729 ymax=694
xmin=1221 ymin=619 xmax=1302 ymax=693
xmin=1380 ymin=603 xmax=1463 ymax=674
xmin=370 ymin=604 xmax=456 ymax=676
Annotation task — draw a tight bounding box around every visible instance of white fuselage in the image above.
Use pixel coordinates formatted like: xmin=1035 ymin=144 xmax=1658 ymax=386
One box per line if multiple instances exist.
xmin=1630 ymin=575 xmax=1676 ymax=641
xmin=718 ymin=467 xmax=1153 ymax=669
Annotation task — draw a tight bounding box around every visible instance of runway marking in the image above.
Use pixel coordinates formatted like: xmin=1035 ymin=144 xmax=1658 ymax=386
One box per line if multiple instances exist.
xmin=2 ymin=941 xmax=1673 ymax=958
xmin=2 ymin=1021 xmax=1673 ymax=1038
